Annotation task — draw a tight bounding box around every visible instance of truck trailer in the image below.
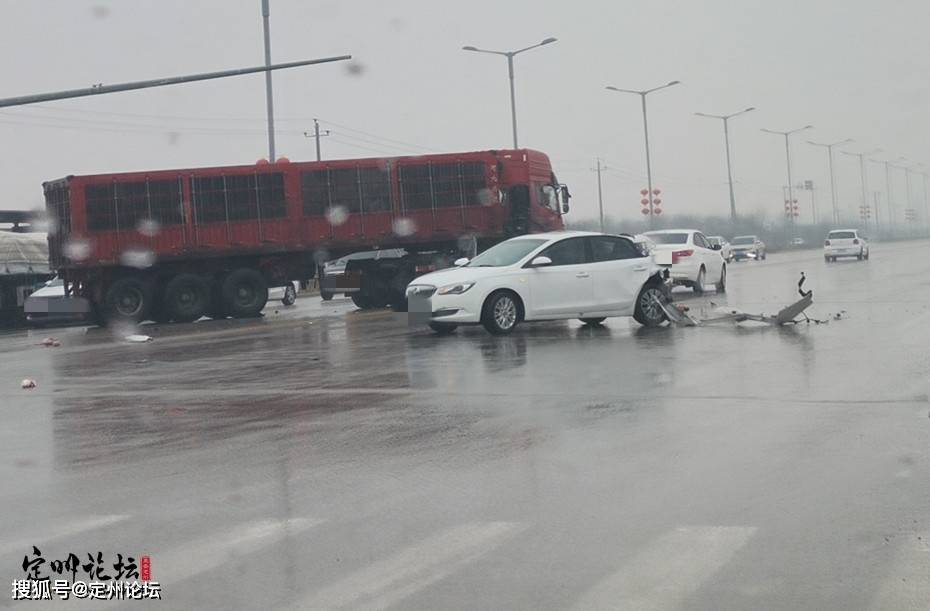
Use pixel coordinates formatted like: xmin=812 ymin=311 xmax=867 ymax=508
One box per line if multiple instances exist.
xmin=43 ymin=149 xmax=570 ymax=324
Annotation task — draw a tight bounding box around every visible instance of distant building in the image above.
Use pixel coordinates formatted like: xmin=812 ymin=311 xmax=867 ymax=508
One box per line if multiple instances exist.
xmin=0 ymin=231 xmax=51 ymax=326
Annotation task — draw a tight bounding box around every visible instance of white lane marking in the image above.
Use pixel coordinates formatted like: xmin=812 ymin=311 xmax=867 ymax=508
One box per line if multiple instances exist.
xmin=0 ymin=514 xmax=130 ymax=557
xmin=870 ymin=535 xmax=930 ymax=611
xmin=293 ymin=521 xmax=526 ymax=611
xmin=570 ymin=526 xmax=757 ymax=611
xmin=47 ymin=517 xmax=325 ymax=611
xmin=153 ymin=517 xmax=323 ymax=584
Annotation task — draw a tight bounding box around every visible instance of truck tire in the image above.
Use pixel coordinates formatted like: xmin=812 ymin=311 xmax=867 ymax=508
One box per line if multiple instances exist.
xmin=103 ymin=276 xmax=152 ymax=324
xmin=580 ymin=317 xmax=606 ymax=325
xmin=320 ymin=289 xmax=334 ymax=301
xmin=164 ymin=273 xmax=210 ymax=323
xmin=351 ymin=294 xmax=375 ymax=309
xmin=221 ymin=268 xmax=268 ymax=318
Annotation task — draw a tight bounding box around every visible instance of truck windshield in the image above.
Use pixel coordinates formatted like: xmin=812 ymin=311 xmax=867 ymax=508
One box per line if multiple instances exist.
xmin=467 ymin=239 xmax=546 ymax=267
xmin=732 ymin=236 xmax=755 ymax=245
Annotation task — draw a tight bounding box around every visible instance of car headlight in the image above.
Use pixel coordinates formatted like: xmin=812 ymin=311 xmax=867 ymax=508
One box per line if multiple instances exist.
xmin=437 ymin=282 xmax=475 ymax=295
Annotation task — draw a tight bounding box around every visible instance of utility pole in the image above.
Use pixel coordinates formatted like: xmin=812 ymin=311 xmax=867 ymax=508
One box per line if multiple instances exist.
xmin=261 ymin=0 xmax=275 ymax=161
xmin=303 ymin=119 xmax=331 ymax=161
xmin=594 ymin=158 xmax=606 ymax=231
xmin=873 ymin=191 xmax=881 ymax=231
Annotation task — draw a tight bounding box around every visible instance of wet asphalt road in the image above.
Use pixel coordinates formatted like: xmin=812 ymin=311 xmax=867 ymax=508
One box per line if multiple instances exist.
xmin=2 ymin=240 xmax=930 ymax=610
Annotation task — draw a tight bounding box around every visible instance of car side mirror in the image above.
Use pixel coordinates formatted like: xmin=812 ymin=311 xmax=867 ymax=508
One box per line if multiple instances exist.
xmin=529 ymin=255 xmax=552 ymax=267
xmin=453 ymin=257 xmax=469 ymax=267
xmin=711 ymin=244 xmax=722 ymax=251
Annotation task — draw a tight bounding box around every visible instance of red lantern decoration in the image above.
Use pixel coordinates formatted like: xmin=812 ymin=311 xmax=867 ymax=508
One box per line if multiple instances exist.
xmin=641 ymin=198 xmax=650 ymax=205
xmin=652 ymin=189 xmax=661 ymax=195
xmin=641 ymin=208 xmax=650 ymax=215
xmin=653 ymin=207 xmax=663 ymax=215
xmin=653 ymin=198 xmax=662 ymax=205
xmin=640 ymin=189 xmax=649 ymax=196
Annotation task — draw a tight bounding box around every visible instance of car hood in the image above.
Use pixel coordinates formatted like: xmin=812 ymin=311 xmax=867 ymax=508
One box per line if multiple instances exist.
xmin=408 ymin=266 xmax=512 ymax=288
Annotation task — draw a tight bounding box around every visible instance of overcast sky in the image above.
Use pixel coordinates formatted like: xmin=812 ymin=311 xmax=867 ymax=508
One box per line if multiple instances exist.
xmin=2 ymin=0 xmax=929 ymax=225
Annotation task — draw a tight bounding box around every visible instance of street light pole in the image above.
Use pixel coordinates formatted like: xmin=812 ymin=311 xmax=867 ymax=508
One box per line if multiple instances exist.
xmin=606 ymin=81 xmax=681 ymax=228
xmin=695 ymin=107 xmax=755 ymax=220
xmin=261 ymin=0 xmax=275 ymax=161
xmin=594 ymin=158 xmax=606 ymax=231
xmin=842 ymin=148 xmax=882 ymax=225
xmin=462 ymin=37 xmax=558 ymax=148
xmin=762 ymin=125 xmax=813 ymax=226
xmin=869 ymin=158 xmax=894 ymax=232
xmin=807 ymin=138 xmax=852 ymax=224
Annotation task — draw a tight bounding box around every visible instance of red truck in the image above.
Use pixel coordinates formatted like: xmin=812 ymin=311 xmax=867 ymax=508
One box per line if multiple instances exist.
xmin=43 ymin=148 xmax=570 ymax=324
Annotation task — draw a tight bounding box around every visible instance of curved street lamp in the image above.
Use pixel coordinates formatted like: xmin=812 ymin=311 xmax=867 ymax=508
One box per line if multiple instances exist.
xmin=462 ymin=37 xmax=558 ymax=148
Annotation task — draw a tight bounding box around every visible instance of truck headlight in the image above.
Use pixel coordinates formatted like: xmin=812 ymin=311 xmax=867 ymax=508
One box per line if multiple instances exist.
xmin=437 ymin=282 xmax=475 ymax=295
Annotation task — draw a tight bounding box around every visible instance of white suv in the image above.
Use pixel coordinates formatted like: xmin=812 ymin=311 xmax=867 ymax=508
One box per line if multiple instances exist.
xmin=824 ymin=229 xmax=869 ymax=262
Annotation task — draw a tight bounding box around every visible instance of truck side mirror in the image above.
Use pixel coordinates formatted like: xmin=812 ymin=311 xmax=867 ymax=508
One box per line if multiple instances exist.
xmin=561 ymin=203 xmax=570 ymax=214
xmin=560 ymin=184 xmax=571 ymax=203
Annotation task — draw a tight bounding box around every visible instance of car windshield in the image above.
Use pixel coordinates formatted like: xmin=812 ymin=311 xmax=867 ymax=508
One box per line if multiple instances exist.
xmin=645 ymin=232 xmax=688 ymax=245
xmin=732 ymin=236 xmax=756 ymax=245
xmin=467 ymin=239 xmax=546 ymax=267
xmin=828 ymin=231 xmax=856 ymax=239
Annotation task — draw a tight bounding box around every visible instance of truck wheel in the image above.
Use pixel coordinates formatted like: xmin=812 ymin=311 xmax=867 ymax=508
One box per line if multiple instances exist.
xmin=103 ymin=276 xmax=151 ymax=324
xmin=164 ymin=273 xmax=210 ymax=323
xmin=428 ymin=322 xmax=457 ymax=335
xmin=351 ymin=294 xmax=372 ymax=309
xmin=222 ymin=268 xmax=268 ymax=318
xmin=580 ymin=317 xmax=606 ymax=325
xmin=320 ymin=290 xmax=334 ymax=301
xmin=633 ymin=283 xmax=669 ymax=327
xmin=481 ymin=290 xmax=520 ymax=335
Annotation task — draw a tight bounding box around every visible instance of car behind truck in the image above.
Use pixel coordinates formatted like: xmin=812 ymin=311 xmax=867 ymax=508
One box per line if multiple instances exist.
xmin=43 ymin=149 xmax=569 ymax=324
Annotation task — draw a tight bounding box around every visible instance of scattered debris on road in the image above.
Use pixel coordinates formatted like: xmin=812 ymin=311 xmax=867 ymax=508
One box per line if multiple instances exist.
xmin=20 ymin=379 xmax=37 ymax=389
xmin=39 ymin=337 xmax=60 ymax=347
xmin=658 ymin=273 xmax=840 ymax=327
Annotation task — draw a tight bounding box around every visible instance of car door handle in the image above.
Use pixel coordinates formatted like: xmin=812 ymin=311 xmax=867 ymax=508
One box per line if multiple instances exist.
xmin=632 ymin=265 xmax=648 ymax=272
xmin=575 ymin=272 xmax=590 ymax=278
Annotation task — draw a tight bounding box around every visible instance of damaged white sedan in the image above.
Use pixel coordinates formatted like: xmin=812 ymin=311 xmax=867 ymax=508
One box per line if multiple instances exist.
xmin=406 ymin=231 xmax=671 ymax=335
